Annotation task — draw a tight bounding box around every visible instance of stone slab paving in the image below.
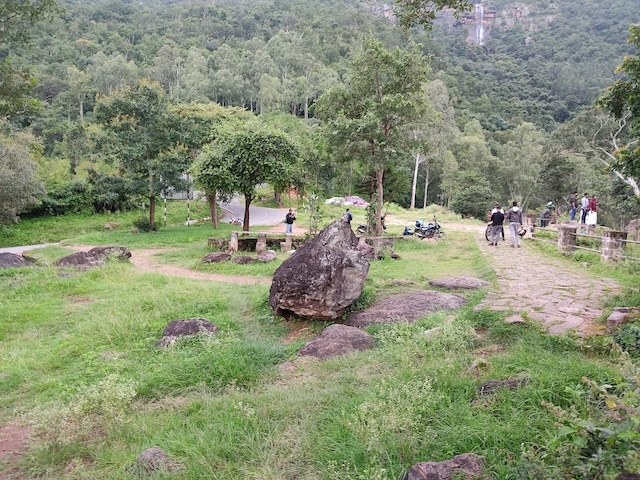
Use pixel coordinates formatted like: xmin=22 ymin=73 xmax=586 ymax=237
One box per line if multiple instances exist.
xmin=472 ymin=229 xmax=622 ymax=335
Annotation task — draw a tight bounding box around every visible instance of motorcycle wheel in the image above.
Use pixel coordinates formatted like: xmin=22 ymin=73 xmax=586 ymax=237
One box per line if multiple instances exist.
xmin=435 ymin=231 xmax=445 ymax=239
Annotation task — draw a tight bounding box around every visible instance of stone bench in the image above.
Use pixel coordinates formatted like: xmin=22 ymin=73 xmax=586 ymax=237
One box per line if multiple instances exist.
xmin=227 ymin=231 xmax=307 ymax=253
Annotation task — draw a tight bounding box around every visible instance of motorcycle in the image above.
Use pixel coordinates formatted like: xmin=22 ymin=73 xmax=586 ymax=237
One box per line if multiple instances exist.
xmin=409 ymin=218 xmax=445 ymax=240
xmin=356 ymin=216 xmax=386 ymax=235
xmin=229 ymin=217 xmax=243 ymax=226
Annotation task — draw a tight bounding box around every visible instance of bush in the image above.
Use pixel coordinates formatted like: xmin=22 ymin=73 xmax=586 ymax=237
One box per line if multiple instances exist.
xmin=615 ymin=322 xmax=640 ymax=357
xmin=133 ymin=216 xmax=159 ymax=232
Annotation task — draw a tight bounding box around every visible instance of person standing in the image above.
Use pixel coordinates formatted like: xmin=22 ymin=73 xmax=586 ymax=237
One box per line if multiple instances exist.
xmin=586 ymin=195 xmax=598 ymax=230
xmin=505 ymin=201 xmax=523 ymax=248
xmin=342 ymin=208 xmax=353 ymax=224
xmin=568 ymin=191 xmax=578 ymax=221
xmin=489 ymin=204 xmax=505 ymax=246
xmin=285 ymin=208 xmax=296 ymax=234
xmin=580 ymin=193 xmax=590 ymax=224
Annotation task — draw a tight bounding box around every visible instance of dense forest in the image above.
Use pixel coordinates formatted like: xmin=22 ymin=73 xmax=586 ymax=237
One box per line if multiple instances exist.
xmin=2 ymin=0 xmax=640 ymax=229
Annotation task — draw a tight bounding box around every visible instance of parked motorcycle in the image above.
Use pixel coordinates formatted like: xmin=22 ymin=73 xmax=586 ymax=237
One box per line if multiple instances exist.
xmin=407 ymin=218 xmax=445 ymax=240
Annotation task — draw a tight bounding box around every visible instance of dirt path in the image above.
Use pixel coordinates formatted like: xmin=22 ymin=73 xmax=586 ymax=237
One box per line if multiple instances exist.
xmin=0 ymin=422 xmax=30 ymax=480
xmin=450 ymin=223 xmax=622 ymax=335
xmin=127 ymin=248 xmax=270 ymax=285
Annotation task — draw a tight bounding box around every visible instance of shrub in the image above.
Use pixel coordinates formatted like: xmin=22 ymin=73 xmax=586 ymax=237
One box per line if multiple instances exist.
xmin=133 ymin=216 xmax=159 ymax=232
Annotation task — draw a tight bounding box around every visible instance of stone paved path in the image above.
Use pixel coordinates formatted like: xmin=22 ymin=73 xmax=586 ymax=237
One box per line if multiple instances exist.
xmin=470 ymin=226 xmax=622 ymax=335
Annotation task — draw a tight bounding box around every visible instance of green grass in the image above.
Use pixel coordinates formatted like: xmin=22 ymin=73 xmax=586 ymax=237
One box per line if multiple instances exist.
xmin=0 ymin=211 xmax=638 ymax=479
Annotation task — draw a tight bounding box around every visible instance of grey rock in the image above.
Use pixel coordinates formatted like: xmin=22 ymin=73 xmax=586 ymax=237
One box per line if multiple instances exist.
xmin=477 ymin=377 xmax=529 ymax=397
xmin=403 ymin=453 xmax=488 ymax=480
xmin=346 ymin=290 xmax=466 ymax=327
xmin=203 ymin=252 xmax=232 ymax=263
xmin=429 ymin=276 xmax=491 ymax=290
xmin=132 ymin=447 xmax=182 ymax=474
xmin=269 ymin=220 xmax=369 ymax=320
xmin=87 ymin=245 xmax=131 ymax=261
xmin=298 ymin=324 xmax=375 ymax=359
xmin=53 ymin=251 xmax=103 ymax=270
xmin=256 ymin=250 xmax=277 ymax=262
xmin=0 ymin=253 xmax=31 ymax=269
xmin=156 ymin=318 xmax=219 ymax=347
xmin=606 ymin=307 xmax=640 ymax=333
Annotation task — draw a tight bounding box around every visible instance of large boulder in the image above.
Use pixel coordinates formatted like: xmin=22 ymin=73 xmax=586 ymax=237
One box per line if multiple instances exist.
xmin=87 ymin=245 xmax=131 ymax=261
xmin=403 ymin=453 xmax=487 ymax=480
xmin=346 ymin=290 xmax=466 ymax=327
xmin=298 ymin=324 xmax=375 ymax=359
xmin=53 ymin=251 xmax=103 ymax=270
xmin=269 ymin=220 xmax=369 ymax=320
xmin=0 ymin=253 xmax=31 ymax=269
xmin=203 ymin=252 xmax=232 ymax=263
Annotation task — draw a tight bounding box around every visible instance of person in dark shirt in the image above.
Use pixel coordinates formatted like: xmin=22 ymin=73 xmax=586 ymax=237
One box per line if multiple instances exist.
xmin=284 ymin=209 xmax=296 ymax=233
xmin=489 ymin=205 xmax=505 ymax=246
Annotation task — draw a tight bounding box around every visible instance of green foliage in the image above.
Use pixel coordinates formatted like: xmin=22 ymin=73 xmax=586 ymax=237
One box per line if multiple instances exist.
xmin=132 ymin=216 xmax=159 ymax=232
xmin=0 ymin=127 xmax=45 ymax=224
xmin=192 ymin=121 xmax=301 ymax=229
xmin=94 ymin=79 xmax=190 ymax=226
xmin=393 ymin=0 xmax=472 ymax=30
xmin=535 ymin=363 xmax=640 ymax=478
xmin=599 ymin=24 xmax=640 ymax=184
xmin=615 ymin=322 xmax=640 ymax=357
xmin=450 ymin=171 xmax=494 ymax=219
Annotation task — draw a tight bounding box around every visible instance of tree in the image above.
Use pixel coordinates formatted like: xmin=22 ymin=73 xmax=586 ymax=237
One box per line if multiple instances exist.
xmin=0 ymin=0 xmax=59 ymax=119
xmin=315 ymin=38 xmax=429 ymax=234
xmin=495 ymin=122 xmax=546 ymax=209
xmin=598 ymin=24 xmax=640 ymax=189
xmin=192 ymin=123 xmax=300 ymax=230
xmin=94 ymin=79 xmax=188 ymax=228
xmin=174 ymin=102 xmax=251 ymax=228
xmin=392 ymin=0 xmax=471 ymax=31
xmin=0 ymin=127 xmax=45 ymax=223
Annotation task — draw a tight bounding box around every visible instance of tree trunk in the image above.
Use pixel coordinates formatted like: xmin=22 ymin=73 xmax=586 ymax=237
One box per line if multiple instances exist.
xmin=148 ymin=171 xmax=156 ymax=226
xmin=208 ymin=192 xmax=218 ymax=229
xmin=423 ymin=166 xmax=430 ymax=209
xmin=243 ymin=195 xmax=252 ymax=232
xmin=375 ymin=168 xmax=384 ymax=236
xmin=410 ymin=152 xmax=421 ymax=209
xmin=274 ymin=191 xmax=282 ymax=207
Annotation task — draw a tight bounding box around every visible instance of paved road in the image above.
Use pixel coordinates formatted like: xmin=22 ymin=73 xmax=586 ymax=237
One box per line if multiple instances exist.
xmin=0 ymin=243 xmax=60 ymax=255
xmin=220 ymin=200 xmax=291 ymax=227
xmin=470 ymin=224 xmax=621 ymax=335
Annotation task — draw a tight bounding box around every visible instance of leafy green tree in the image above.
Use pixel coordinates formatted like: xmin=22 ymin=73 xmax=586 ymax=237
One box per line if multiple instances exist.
xmin=495 ymin=122 xmax=545 ymax=209
xmin=0 ymin=0 xmax=59 ymax=119
xmin=173 ymin=101 xmax=251 ymax=227
xmin=392 ymin=0 xmax=471 ymax=30
xmin=315 ymin=38 xmax=429 ymax=234
xmin=450 ymin=171 xmax=493 ymax=220
xmin=598 ymin=24 xmax=640 ymax=194
xmin=94 ymin=79 xmax=188 ymax=227
xmin=0 ymin=127 xmax=45 ymax=223
xmin=192 ymin=122 xmax=300 ymax=229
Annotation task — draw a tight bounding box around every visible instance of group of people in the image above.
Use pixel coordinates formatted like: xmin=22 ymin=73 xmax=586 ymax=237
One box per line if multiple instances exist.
xmin=488 ymin=202 xmax=524 ymax=247
xmin=284 ymin=207 xmax=354 ymax=233
xmin=568 ymin=192 xmax=597 ymax=227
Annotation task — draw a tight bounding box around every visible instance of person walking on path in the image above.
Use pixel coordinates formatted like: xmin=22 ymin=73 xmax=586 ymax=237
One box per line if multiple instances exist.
xmin=505 ymin=201 xmax=523 ymax=248
xmin=489 ymin=204 xmax=505 ymax=246
xmin=342 ymin=208 xmax=353 ymax=224
xmin=568 ymin=191 xmax=578 ymax=221
xmin=580 ymin=193 xmax=590 ymax=224
xmin=284 ymin=209 xmax=296 ymax=234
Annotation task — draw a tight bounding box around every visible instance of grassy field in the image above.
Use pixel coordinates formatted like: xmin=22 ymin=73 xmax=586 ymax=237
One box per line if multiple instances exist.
xmin=1 ymin=208 xmax=639 ymax=479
